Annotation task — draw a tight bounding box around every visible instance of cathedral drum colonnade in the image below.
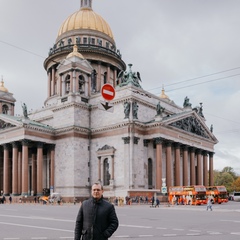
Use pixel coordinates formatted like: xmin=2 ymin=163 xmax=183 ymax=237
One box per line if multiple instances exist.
xmin=0 ymin=0 xmax=218 ymax=201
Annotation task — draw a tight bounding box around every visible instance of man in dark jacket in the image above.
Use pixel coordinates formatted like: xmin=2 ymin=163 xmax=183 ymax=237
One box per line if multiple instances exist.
xmin=74 ymin=182 xmax=119 ymax=240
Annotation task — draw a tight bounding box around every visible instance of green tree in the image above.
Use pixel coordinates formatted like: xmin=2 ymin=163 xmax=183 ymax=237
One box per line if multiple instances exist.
xmin=221 ymin=166 xmax=238 ymax=180
xmin=231 ymin=177 xmax=240 ymax=192
xmin=214 ymin=170 xmax=235 ymax=192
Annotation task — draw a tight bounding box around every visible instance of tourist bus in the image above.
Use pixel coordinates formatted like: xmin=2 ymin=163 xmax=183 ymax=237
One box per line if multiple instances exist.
xmin=168 ymin=185 xmax=207 ymax=205
xmin=183 ymin=185 xmax=207 ymax=205
xmin=206 ymin=186 xmax=228 ymax=204
xmin=168 ymin=186 xmax=185 ymax=205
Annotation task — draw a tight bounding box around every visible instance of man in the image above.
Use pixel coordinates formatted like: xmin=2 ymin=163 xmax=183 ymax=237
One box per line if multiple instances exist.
xmin=206 ymin=197 xmax=213 ymax=211
xmin=74 ymin=183 xmax=119 ymax=240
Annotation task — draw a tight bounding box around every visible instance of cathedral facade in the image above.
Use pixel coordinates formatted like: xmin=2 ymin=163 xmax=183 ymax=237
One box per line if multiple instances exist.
xmin=0 ymin=0 xmax=218 ymax=201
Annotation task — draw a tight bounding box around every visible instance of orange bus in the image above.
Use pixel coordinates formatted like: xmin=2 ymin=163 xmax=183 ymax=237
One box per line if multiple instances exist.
xmin=206 ymin=186 xmax=228 ymax=204
xmin=169 ymin=185 xmax=207 ymax=205
xmin=168 ymin=186 xmax=185 ymax=205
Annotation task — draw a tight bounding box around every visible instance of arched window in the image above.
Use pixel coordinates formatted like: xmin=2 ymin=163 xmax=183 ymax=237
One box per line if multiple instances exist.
xmin=103 ymin=72 xmax=107 ymax=84
xmin=103 ymin=158 xmax=110 ymax=186
xmin=148 ymin=158 xmax=153 ymax=189
xmin=65 ymin=74 xmax=70 ymax=94
xmin=2 ymin=104 xmax=8 ymax=114
xmin=91 ymin=70 xmax=97 ymax=92
xmin=79 ymin=75 xmax=85 ymax=94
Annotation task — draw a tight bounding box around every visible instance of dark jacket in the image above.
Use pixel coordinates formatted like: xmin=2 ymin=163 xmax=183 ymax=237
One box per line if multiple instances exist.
xmin=74 ymin=197 xmax=119 ymax=240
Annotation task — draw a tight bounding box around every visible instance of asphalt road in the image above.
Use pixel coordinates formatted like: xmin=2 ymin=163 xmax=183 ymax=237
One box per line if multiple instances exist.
xmin=0 ymin=201 xmax=240 ymax=240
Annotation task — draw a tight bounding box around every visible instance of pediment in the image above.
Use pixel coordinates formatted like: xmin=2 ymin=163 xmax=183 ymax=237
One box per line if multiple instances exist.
xmin=59 ymin=58 xmax=93 ymax=73
xmin=97 ymin=144 xmax=116 ymax=156
xmin=0 ymin=119 xmax=16 ymax=130
xmin=0 ymin=114 xmax=23 ymax=131
xmin=164 ymin=112 xmax=215 ymax=140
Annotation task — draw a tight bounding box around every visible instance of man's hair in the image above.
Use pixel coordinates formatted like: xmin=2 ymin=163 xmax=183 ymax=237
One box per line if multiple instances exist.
xmin=92 ymin=182 xmax=103 ymax=190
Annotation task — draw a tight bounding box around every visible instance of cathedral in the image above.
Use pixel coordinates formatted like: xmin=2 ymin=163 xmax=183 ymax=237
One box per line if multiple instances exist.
xmin=0 ymin=0 xmax=218 ymax=201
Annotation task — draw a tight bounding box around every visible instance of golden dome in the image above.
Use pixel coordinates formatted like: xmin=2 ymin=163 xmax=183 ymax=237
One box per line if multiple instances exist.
xmin=58 ymin=8 xmax=114 ymax=39
xmin=66 ymin=45 xmax=84 ymax=59
xmin=0 ymin=78 xmax=8 ymax=92
xmin=160 ymin=87 xmax=169 ymax=99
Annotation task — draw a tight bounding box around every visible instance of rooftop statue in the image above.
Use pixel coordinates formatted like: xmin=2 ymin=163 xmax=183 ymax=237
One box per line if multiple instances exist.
xmin=156 ymin=101 xmax=165 ymax=115
xmin=22 ymin=103 xmax=28 ymax=118
xmin=193 ymin=102 xmax=204 ymax=118
xmin=183 ymin=96 xmax=192 ymax=108
xmin=117 ymin=64 xmax=142 ymax=88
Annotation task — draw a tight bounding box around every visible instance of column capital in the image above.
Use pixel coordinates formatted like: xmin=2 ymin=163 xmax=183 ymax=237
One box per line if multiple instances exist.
xmin=174 ymin=142 xmax=181 ymax=149
xmin=209 ymin=152 xmax=215 ymax=157
xmin=22 ymin=139 xmax=29 ymax=146
xmin=189 ymin=147 xmax=196 ymax=153
xmin=181 ymin=145 xmax=189 ymax=151
xmin=154 ymin=137 xmax=164 ymax=144
xmin=3 ymin=143 xmax=10 ymax=150
xmin=202 ymin=151 xmax=209 ymax=156
xmin=133 ymin=137 xmax=140 ymax=144
xmin=143 ymin=139 xmax=150 ymax=147
xmin=11 ymin=141 xmax=19 ymax=148
xmin=196 ymin=149 xmax=202 ymax=154
xmin=37 ymin=142 xmax=44 ymax=148
xmin=122 ymin=137 xmax=130 ymax=144
xmin=49 ymin=144 xmax=55 ymax=150
xmin=164 ymin=141 xmax=172 ymax=147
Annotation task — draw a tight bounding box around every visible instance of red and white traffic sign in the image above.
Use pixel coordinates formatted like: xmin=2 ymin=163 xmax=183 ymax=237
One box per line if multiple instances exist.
xmin=101 ymin=84 xmax=115 ymax=101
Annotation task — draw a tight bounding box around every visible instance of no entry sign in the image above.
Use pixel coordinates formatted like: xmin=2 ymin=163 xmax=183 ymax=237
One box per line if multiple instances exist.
xmin=101 ymin=84 xmax=115 ymax=101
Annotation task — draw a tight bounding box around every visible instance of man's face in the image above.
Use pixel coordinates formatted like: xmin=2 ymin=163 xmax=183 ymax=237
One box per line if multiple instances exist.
xmin=92 ymin=184 xmax=103 ymax=200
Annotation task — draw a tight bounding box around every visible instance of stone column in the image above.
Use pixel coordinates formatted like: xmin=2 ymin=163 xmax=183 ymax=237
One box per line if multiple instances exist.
xmin=37 ymin=143 xmax=43 ymax=196
xmin=107 ymin=65 xmax=110 ymax=83
xmin=182 ymin=145 xmax=189 ymax=186
xmin=73 ymin=70 xmax=76 ymax=92
xmin=111 ymin=155 xmax=114 ymax=180
xmin=209 ymin=152 xmax=214 ymax=186
xmin=50 ymin=145 xmax=55 ymax=189
xmin=3 ymin=144 xmax=10 ymax=195
xmin=12 ymin=142 xmax=19 ymax=196
xmin=48 ymin=71 xmax=51 ymax=97
xmin=190 ymin=148 xmax=196 ymax=185
xmin=155 ymin=138 xmax=163 ymax=190
xmin=203 ymin=151 xmax=208 ymax=186
xmin=113 ymin=69 xmax=117 ymax=87
xmin=22 ymin=140 xmax=29 ymax=195
xmin=98 ymin=157 xmax=101 ymax=181
xmin=97 ymin=63 xmax=101 ymax=92
xmin=122 ymin=136 xmax=130 ymax=188
xmin=32 ymin=154 xmax=37 ymax=195
xmin=174 ymin=143 xmax=181 ymax=186
xmin=70 ymin=70 xmax=73 ymax=92
xmin=18 ymin=151 xmax=22 ymax=195
xmin=166 ymin=142 xmax=172 ymax=189
xmin=51 ymin=67 xmax=55 ymax=96
xmin=196 ymin=149 xmax=203 ymax=185
xmin=61 ymin=74 xmax=65 ymax=96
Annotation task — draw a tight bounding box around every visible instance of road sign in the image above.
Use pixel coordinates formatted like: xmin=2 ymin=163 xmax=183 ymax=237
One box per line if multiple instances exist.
xmin=101 ymin=84 xmax=115 ymax=101
xmin=161 ymin=187 xmax=167 ymax=193
xmin=98 ymin=101 xmax=114 ymax=112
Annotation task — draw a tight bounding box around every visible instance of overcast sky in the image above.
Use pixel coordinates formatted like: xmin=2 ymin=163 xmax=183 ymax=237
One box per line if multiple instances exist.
xmin=0 ymin=0 xmax=240 ymax=174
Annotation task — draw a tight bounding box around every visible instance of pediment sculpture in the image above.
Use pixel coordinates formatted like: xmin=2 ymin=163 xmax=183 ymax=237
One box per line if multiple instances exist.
xmin=170 ymin=116 xmax=209 ymax=139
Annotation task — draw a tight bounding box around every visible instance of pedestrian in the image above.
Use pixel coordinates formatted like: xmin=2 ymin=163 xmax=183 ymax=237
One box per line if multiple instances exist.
xmin=155 ymin=198 xmax=160 ymax=207
xmin=151 ymin=196 xmax=155 ymax=207
xmin=9 ymin=196 xmax=12 ymax=204
xmin=206 ymin=198 xmax=213 ymax=211
xmin=74 ymin=182 xmax=119 ymax=240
